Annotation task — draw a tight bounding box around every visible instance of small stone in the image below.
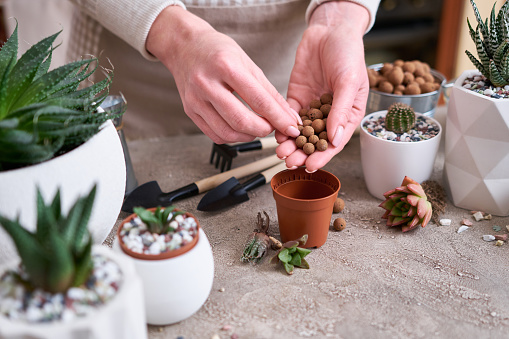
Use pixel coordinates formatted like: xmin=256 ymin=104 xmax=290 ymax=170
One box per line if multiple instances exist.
xmin=494 ymin=234 xmax=508 ymax=241
xmin=222 ymin=325 xmax=232 ymax=331
xmin=473 ymin=211 xmax=484 ymax=221
xmin=483 ymin=235 xmax=496 ymax=242
xmin=219 ymin=287 xmax=225 ymax=292
xmin=439 ymin=219 xmax=451 ymax=226
xmin=211 ymin=334 xmax=220 ymax=339
xmin=506 ymin=225 xmax=509 ymax=232
xmin=231 ymin=334 xmax=239 ymax=339
xmin=457 ymin=225 xmax=469 ymax=234
xmin=461 ymin=218 xmax=473 ymax=226
xmin=495 ymin=240 xmax=504 ymax=246
xmin=484 ymin=214 xmax=492 ymax=220
xmin=492 ymin=225 xmax=502 ymax=232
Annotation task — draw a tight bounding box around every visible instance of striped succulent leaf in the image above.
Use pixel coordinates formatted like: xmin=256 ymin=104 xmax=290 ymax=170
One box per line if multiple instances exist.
xmin=0 ymin=23 xmax=124 ymax=171
xmin=0 ymin=185 xmax=96 ymax=293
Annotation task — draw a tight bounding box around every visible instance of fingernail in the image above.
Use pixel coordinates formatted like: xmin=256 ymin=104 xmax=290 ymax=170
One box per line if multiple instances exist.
xmin=285 ymin=126 xmax=301 ymax=138
xmin=278 ymin=155 xmax=287 ymax=160
xmin=287 ymin=165 xmax=298 ymax=170
xmin=305 ymin=168 xmax=317 ymax=174
xmin=332 ymin=126 xmax=344 ymax=147
xmin=292 ymin=109 xmax=303 ymax=125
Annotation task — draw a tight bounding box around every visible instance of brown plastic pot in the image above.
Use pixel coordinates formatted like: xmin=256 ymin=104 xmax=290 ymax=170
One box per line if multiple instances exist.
xmin=117 ymin=207 xmax=200 ymax=261
xmin=271 ymin=167 xmax=340 ymax=248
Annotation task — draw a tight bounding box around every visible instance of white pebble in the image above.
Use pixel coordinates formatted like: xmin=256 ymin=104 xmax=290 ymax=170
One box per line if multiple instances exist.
xmin=439 ymin=219 xmax=452 ymax=226
xmin=478 ymin=81 xmax=485 ymax=87
xmin=504 ymin=85 xmax=509 ymax=91
xmin=148 ymin=242 xmax=161 ymax=255
xmin=473 ymin=211 xmax=484 ymax=221
xmin=457 ymin=225 xmax=469 ymax=233
xmin=484 ymin=88 xmax=494 ymax=96
xmin=463 ymin=83 xmax=471 ymax=89
xmin=483 ymin=235 xmax=496 ymax=242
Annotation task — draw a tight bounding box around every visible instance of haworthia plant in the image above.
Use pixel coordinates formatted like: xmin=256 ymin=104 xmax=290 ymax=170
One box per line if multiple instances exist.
xmin=0 ymin=22 xmax=124 ymax=170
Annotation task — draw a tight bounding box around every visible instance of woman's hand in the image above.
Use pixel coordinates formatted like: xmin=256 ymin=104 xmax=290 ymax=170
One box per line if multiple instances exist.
xmin=275 ymin=1 xmax=371 ymax=172
xmin=146 ymin=6 xmax=301 ymax=144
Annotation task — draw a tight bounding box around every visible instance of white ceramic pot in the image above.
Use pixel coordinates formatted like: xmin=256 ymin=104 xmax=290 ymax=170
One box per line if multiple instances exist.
xmin=0 ymin=120 xmax=126 ymax=264
xmin=0 ymin=245 xmax=147 ymax=339
xmin=114 ymin=228 xmax=215 ymax=325
xmin=443 ymin=70 xmax=509 ymax=216
xmin=360 ymin=111 xmax=442 ymax=200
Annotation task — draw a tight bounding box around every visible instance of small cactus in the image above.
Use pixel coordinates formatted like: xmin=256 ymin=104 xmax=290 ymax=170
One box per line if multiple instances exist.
xmin=385 ymin=102 xmax=416 ymax=133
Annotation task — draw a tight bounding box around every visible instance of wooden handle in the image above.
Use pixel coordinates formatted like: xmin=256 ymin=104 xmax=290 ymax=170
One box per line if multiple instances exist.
xmin=259 ymin=136 xmax=279 ymax=149
xmin=261 ymin=162 xmax=288 ymax=182
xmin=196 ymin=154 xmax=283 ymax=193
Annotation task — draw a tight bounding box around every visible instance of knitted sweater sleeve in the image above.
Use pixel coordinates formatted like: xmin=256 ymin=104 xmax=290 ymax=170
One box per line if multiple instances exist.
xmin=69 ymin=0 xmax=186 ymax=61
xmin=305 ymin=0 xmax=381 ymax=33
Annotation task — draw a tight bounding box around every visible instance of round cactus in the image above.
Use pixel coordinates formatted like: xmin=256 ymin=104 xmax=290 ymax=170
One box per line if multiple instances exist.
xmin=385 ymin=102 xmax=416 ymax=133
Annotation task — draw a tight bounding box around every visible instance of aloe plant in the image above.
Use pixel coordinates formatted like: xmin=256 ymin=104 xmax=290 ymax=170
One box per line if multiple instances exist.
xmin=0 ymin=185 xmax=96 ymax=293
xmin=385 ymin=102 xmax=416 ymax=133
xmin=466 ymin=0 xmax=509 ymax=86
xmin=133 ymin=206 xmax=185 ymax=234
xmin=0 ymin=23 xmax=123 ymax=171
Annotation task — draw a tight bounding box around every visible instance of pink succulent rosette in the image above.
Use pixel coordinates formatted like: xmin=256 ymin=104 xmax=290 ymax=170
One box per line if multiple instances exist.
xmin=379 ymin=176 xmax=432 ymax=232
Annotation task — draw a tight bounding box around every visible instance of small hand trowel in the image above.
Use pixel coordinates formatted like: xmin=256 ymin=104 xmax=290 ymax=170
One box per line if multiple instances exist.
xmin=122 ymin=154 xmax=282 ymax=213
xmin=197 ymin=162 xmax=287 ymax=211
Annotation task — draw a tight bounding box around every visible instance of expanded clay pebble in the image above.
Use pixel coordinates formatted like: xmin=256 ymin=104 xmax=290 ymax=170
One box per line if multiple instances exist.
xmin=333 ymin=218 xmax=346 ymax=231
xmin=316 ymin=139 xmax=328 ymax=151
xmin=303 ymin=143 xmax=315 ymax=155
xmin=333 ymin=198 xmax=345 ymax=213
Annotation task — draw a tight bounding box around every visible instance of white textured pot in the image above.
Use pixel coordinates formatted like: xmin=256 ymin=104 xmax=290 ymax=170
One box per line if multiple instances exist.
xmin=360 ymin=111 xmax=442 ymax=200
xmin=114 ymin=228 xmax=215 ymax=326
xmin=0 ymin=245 xmax=147 ymax=339
xmin=443 ymin=70 xmax=509 ymax=216
xmin=0 ymin=120 xmax=126 ymax=264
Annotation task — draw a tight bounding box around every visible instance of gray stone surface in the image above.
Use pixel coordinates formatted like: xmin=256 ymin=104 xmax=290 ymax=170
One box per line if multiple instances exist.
xmin=109 ymin=107 xmax=509 ymax=339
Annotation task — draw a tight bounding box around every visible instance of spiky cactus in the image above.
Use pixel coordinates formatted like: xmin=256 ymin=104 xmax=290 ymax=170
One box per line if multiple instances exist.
xmin=132 ymin=206 xmax=185 ymax=234
xmin=385 ymin=102 xmax=416 ymax=133
xmin=379 ymin=176 xmax=432 ymax=232
xmin=0 ymin=23 xmax=123 ymax=171
xmin=466 ymin=0 xmax=509 ymax=86
xmin=0 ymin=186 xmax=96 ymax=293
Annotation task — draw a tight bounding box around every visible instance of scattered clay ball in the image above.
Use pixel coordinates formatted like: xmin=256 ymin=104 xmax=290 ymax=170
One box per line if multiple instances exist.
xmin=320 ymin=104 xmax=331 ymax=117
xmin=333 ymin=198 xmax=345 ymax=213
xmin=303 ymin=119 xmax=312 ymax=127
xmin=303 ymin=143 xmax=315 ymax=155
xmin=302 ymin=125 xmax=315 ymax=137
xmin=309 ymin=99 xmax=322 ymax=109
xmin=307 ymin=108 xmax=323 ymax=120
xmin=319 ymin=131 xmax=327 ymax=140
xmin=333 ymin=218 xmax=346 ymax=231
xmin=316 ymin=139 xmax=328 ymax=151
xmin=312 ymin=119 xmax=326 ymax=134
xmin=308 ymin=134 xmax=319 ymax=145
xmin=295 ymin=135 xmax=307 ymax=148
xmin=320 ymin=93 xmax=333 ymax=105
xmin=298 ymin=125 xmax=304 ymax=133
xmin=299 ymin=108 xmax=308 ymax=117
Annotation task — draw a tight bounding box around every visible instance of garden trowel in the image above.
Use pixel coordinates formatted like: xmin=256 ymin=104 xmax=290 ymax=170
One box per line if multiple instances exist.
xmin=121 ymin=154 xmax=282 ymax=213
xmin=197 ymin=162 xmax=287 ymax=211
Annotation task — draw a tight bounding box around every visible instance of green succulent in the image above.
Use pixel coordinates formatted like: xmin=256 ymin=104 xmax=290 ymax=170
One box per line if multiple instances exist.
xmin=133 ymin=206 xmax=185 ymax=234
xmin=385 ymin=102 xmax=416 ymax=133
xmin=0 ymin=22 xmax=124 ymax=171
xmin=270 ymin=234 xmax=311 ymax=275
xmin=0 ymin=185 xmax=97 ymax=293
xmin=466 ymin=0 xmax=509 ymax=86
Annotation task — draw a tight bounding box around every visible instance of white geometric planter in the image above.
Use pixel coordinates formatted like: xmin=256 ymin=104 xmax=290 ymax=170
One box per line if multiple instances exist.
xmin=0 ymin=245 xmax=147 ymax=339
xmin=443 ymin=70 xmax=509 ymax=216
xmin=0 ymin=120 xmax=126 ymax=263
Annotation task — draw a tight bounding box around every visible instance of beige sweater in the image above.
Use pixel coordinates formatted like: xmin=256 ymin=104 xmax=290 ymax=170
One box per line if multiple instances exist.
xmin=68 ymin=0 xmax=380 ymax=140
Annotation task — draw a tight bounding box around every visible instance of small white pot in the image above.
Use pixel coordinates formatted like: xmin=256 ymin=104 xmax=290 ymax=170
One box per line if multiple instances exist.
xmin=0 ymin=120 xmax=126 ymax=264
xmin=444 ymin=70 xmax=509 ymax=216
xmin=114 ymin=228 xmax=215 ymax=325
xmin=360 ymin=111 xmax=442 ymax=199
xmin=0 ymin=245 xmax=147 ymax=339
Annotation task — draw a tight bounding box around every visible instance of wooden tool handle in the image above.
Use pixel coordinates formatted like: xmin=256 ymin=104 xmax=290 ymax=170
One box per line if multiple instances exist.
xmin=196 ymin=154 xmax=283 ymax=193
xmin=261 ymin=162 xmax=288 ymax=182
xmin=259 ymin=136 xmax=279 ymax=149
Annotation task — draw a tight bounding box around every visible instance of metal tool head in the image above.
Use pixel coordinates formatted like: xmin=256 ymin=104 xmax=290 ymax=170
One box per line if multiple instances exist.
xmin=209 ymin=143 xmax=238 ymax=172
xmin=197 ymin=177 xmax=249 ymax=211
xmin=121 ymin=181 xmax=164 ymax=213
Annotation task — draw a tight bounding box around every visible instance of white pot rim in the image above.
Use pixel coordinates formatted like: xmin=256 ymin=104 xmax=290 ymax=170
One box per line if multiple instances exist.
xmin=360 ymin=111 xmax=442 ymax=145
xmin=453 ymin=69 xmax=506 ymax=101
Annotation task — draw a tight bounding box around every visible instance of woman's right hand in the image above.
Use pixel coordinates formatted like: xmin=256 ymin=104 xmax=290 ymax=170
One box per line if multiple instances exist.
xmin=146 ymin=5 xmax=301 ymax=144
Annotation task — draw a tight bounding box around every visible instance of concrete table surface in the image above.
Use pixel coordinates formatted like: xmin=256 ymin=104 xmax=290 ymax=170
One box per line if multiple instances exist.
xmin=110 ymin=106 xmax=509 ymax=339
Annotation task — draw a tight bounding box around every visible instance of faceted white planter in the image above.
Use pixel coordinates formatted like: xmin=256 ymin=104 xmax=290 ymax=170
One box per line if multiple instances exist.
xmin=0 ymin=120 xmax=126 ymax=264
xmin=360 ymin=111 xmax=442 ymax=200
xmin=443 ymin=70 xmax=509 ymax=216
xmin=114 ymin=228 xmax=214 ymax=325
xmin=0 ymin=245 xmax=147 ymax=339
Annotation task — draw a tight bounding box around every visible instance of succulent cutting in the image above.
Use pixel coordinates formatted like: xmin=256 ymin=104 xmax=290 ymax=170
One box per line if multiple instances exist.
xmin=269 ymin=234 xmax=311 ymax=275
xmin=241 ymin=211 xmax=271 ymax=264
xmin=466 ymin=0 xmax=509 ymax=87
xmin=0 ymin=23 xmax=123 ymax=170
xmin=132 ymin=205 xmax=185 ymax=235
xmin=379 ymin=176 xmax=432 ymax=232
xmin=384 ymin=102 xmax=416 ymax=134
xmin=0 ymin=185 xmax=96 ymax=293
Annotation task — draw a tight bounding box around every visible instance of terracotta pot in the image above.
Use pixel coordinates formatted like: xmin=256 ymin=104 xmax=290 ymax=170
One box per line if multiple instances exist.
xmin=114 ymin=208 xmax=214 ymax=325
xmin=271 ymin=168 xmax=340 ymax=248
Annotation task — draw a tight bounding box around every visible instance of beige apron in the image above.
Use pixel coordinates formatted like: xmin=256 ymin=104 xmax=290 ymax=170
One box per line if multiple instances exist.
xmin=97 ymin=0 xmax=308 ymax=140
